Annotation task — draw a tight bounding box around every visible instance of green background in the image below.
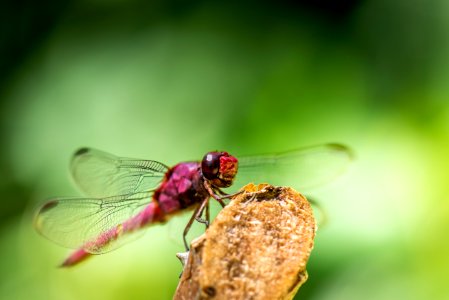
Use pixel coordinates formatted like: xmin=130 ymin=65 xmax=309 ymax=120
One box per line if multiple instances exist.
xmin=1 ymin=0 xmax=448 ymax=299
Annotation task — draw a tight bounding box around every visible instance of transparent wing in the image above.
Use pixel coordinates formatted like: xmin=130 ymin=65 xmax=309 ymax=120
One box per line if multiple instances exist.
xmin=70 ymin=148 xmax=169 ymax=198
xmin=228 ymin=144 xmax=353 ymax=193
xmin=34 ymin=192 xmax=155 ymax=254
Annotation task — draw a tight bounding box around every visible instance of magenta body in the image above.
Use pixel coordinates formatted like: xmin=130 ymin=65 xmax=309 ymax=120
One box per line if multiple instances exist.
xmin=154 ymin=162 xmax=209 ymax=213
xmin=63 ymin=162 xmax=210 ymax=266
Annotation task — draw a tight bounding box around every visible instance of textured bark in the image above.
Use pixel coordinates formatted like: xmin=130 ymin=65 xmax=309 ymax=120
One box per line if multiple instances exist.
xmin=174 ymin=183 xmax=316 ymax=300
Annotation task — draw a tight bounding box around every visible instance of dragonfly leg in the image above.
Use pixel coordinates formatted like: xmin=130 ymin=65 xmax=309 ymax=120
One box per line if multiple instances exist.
xmin=195 ymin=199 xmax=210 ymax=228
xmin=205 ymin=200 xmax=210 ymax=227
xmin=182 ymin=197 xmax=209 ymax=251
xmin=183 ymin=204 xmax=202 ymax=251
xmin=216 ymin=189 xmax=243 ymax=200
xmin=215 ymin=188 xmax=228 ymax=196
xmin=195 ymin=216 xmax=209 ymax=227
xmin=203 ymin=181 xmax=227 ymax=207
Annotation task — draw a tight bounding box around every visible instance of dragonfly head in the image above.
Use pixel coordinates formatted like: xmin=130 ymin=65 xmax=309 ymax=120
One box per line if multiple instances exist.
xmin=201 ymin=151 xmax=238 ymax=188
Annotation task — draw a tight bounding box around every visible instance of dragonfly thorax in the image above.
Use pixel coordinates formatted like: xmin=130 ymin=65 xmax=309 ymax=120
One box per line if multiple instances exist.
xmin=201 ymin=151 xmax=238 ymax=188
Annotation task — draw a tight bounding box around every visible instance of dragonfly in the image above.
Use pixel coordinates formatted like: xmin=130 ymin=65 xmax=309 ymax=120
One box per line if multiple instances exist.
xmin=34 ymin=144 xmax=352 ymax=267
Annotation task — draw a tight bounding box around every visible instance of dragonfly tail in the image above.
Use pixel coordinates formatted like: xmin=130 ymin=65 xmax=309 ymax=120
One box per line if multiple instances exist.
xmin=60 ymin=249 xmax=91 ymax=267
xmin=60 ymin=202 xmax=165 ymax=268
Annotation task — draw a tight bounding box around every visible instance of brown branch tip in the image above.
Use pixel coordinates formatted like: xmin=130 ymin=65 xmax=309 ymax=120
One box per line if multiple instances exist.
xmin=174 ymin=183 xmax=317 ymax=300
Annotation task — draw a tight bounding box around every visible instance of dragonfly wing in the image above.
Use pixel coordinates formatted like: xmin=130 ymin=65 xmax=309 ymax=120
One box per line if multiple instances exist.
xmin=70 ymin=148 xmax=169 ymax=198
xmin=228 ymin=143 xmax=353 ymax=193
xmin=34 ymin=192 xmax=157 ymax=254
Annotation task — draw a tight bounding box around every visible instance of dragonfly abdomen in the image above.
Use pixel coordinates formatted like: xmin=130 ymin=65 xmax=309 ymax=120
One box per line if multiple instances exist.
xmin=62 ymin=202 xmax=165 ymax=267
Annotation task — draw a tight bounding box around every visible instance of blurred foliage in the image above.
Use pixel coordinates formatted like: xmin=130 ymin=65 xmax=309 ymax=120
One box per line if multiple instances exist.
xmin=1 ymin=0 xmax=449 ymax=299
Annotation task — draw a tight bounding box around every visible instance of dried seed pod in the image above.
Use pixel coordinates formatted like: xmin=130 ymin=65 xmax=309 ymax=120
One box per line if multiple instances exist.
xmin=174 ymin=183 xmax=316 ymax=300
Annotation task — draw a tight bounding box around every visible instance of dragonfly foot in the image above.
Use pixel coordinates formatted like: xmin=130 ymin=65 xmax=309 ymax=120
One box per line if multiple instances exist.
xmin=217 ymin=190 xmax=243 ymax=200
xmin=195 ymin=216 xmax=209 ymax=227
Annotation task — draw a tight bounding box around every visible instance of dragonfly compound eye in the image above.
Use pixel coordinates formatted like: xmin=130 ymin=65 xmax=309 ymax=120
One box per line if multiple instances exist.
xmin=201 ymin=152 xmax=222 ymax=180
xmin=202 ymin=151 xmax=238 ymax=188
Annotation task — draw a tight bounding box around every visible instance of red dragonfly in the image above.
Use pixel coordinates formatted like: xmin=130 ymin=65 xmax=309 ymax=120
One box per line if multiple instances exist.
xmin=34 ymin=144 xmax=351 ymax=267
